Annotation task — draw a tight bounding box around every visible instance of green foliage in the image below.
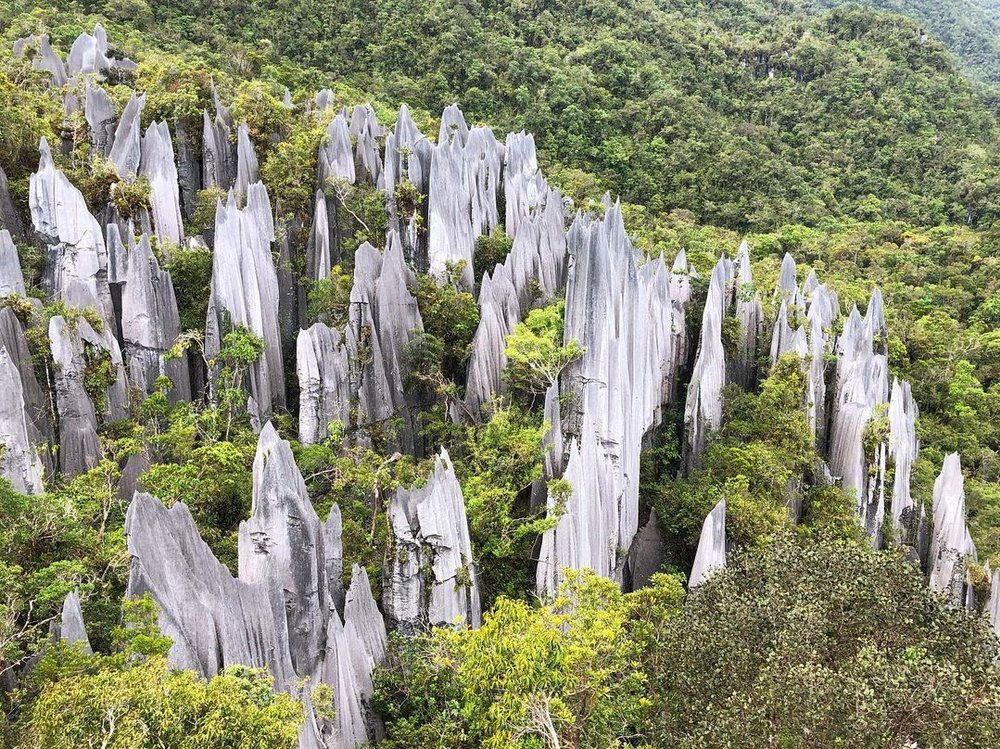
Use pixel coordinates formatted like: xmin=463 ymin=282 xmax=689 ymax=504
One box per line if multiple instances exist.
xmin=413 ymin=264 xmax=480 ymax=377
xmin=164 ymin=242 xmax=213 ymax=331
xmin=503 ymin=300 xmax=583 ymax=397
xmin=306 ymin=265 xmax=353 ymax=325
xmin=647 ymin=537 xmax=1000 ymax=747
xmin=7 ymin=594 xmax=302 ymax=746
xmin=473 ymin=227 xmax=513 ymax=284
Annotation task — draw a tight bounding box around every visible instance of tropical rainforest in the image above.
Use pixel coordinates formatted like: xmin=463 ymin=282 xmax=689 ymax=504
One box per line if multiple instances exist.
xmin=0 ymin=0 xmax=999 ymax=746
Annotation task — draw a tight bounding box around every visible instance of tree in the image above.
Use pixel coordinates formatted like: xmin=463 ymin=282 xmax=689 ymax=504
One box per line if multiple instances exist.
xmin=647 ymin=537 xmax=1000 ymax=748
xmin=504 ymin=301 xmax=583 ymax=398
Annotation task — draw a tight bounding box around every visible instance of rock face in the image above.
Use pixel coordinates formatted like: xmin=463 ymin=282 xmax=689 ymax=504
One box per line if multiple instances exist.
xmin=386 ymin=448 xmax=481 ymax=632
xmin=537 ymin=202 xmax=687 ymax=593
xmin=828 ymin=294 xmax=889 ymax=542
xmin=239 ymin=423 xmax=328 ymax=678
xmin=297 ymin=323 xmax=352 ymax=445
xmin=108 ymin=93 xmax=146 ymax=179
xmin=53 ymin=591 xmax=92 ymax=654
xmin=235 ymin=123 xmax=260 ymax=199
xmin=0 ymin=230 xmax=26 ymax=297
xmin=13 ymin=34 xmax=67 ymax=86
xmin=683 ymin=255 xmax=734 ymax=473
xmin=0 ymin=308 xmax=53 ymax=467
xmin=140 ymin=121 xmax=185 ymax=247
xmin=30 ymin=139 xmax=114 ymax=327
xmin=0 ymin=167 xmax=26 ymax=240
xmin=84 ymin=81 xmax=117 ymax=158
xmin=121 ymin=234 xmax=190 ymax=401
xmin=126 ymin=491 xmax=299 ymax=688
xmin=346 ymin=236 xmax=424 ymax=454
xmin=206 ymin=184 xmax=285 ymax=416
xmin=805 ymin=281 xmax=839 ymax=451
xmin=48 ymin=312 xmax=127 ymax=477
xmin=729 ymin=240 xmax=762 ymax=390
xmin=0 ymin=346 xmax=45 ymax=494
xmin=384 ymin=105 xmax=432 ymax=269
xmin=888 ymin=379 xmax=919 ymax=543
xmin=202 ymin=86 xmax=235 ymax=190
xmin=689 ymin=499 xmax=726 ymax=588
xmin=928 ymin=453 xmax=976 ymax=606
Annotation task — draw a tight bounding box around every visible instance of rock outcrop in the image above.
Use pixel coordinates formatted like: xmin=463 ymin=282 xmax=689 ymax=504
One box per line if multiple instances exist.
xmin=689 ymin=500 xmax=727 ymax=588
xmin=386 ymin=449 xmax=481 ymax=632
xmin=53 ymin=591 xmax=92 ymax=654
xmin=0 ymin=346 xmax=45 ymax=494
xmin=297 ymin=322 xmax=352 ymax=445
xmin=140 ymin=121 xmax=185 ymax=247
xmin=928 ymin=453 xmax=976 ymax=606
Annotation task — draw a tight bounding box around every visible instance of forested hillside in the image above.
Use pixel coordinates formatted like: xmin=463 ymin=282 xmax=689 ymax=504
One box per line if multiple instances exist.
xmin=0 ymin=0 xmax=999 ymax=747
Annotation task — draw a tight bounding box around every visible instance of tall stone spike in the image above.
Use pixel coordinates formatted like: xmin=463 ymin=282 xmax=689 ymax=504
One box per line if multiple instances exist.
xmin=53 ymin=591 xmax=92 ymax=654
xmin=0 ymin=230 xmax=26 ymax=297
xmin=888 ymin=378 xmax=919 ymax=543
xmin=0 ymin=346 xmax=44 ymax=495
xmin=239 ymin=423 xmax=327 ymax=678
xmin=928 ymin=453 xmax=976 ymax=606
xmin=689 ymin=499 xmax=726 ymax=588
xmin=234 ymin=122 xmax=260 ymax=199
xmin=297 ymin=323 xmax=351 ymax=445
xmin=139 ymin=121 xmax=185 ymax=247
xmin=730 ymin=240 xmax=762 ymax=389
xmin=108 ymin=93 xmax=146 ymax=178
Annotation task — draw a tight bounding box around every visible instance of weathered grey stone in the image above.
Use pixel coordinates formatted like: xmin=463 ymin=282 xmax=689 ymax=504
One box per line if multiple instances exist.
xmin=202 ymin=87 xmax=235 ymax=190
xmin=121 ymin=233 xmax=190 ymax=402
xmin=928 ymin=453 xmax=976 ymax=606
xmin=0 ymin=230 xmax=26 ymax=297
xmin=888 ymin=378 xmax=919 ymax=542
xmin=805 ymin=281 xmax=838 ymax=450
xmin=84 ymin=81 xmax=117 ymax=157
xmin=306 ymin=189 xmax=331 ymax=282
xmin=504 ymin=131 xmax=545 ymax=238
xmin=53 ymin=591 xmax=92 ymax=654
xmin=319 ymin=114 xmax=356 ymax=187
xmin=384 ymin=105 xmax=432 ymax=269
xmin=0 ymin=346 xmax=44 ymax=495
xmin=350 ymin=104 xmax=384 ymax=186
xmin=48 ymin=312 xmax=127 ymax=476
xmin=427 ymin=134 xmax=475 ymax=286
xmin=206 ymin=184 xmax=285 ymax=416
xmin=234 ymin=122 xmax=260 ymax=199
xmin=438 ymin=104 xmax=469 ymax=146
xmin=689 ymin=499 xmax=726 ymax=588
xmin=13 ymin=34 xmax=67 ymax=87
xmin=683 ymin=255 xmax=734 ymax=472
xmin=174 ymin=119 xmax=201 ymax=221
xmin=323 ymin=503 xmax=345 ymax=614
xmin=140 ymin=121 xmax=184 ymax=247
xmin=386 ymin=449 xmax=481 ymax=631
xmin=239 ymin=423 xmax=328 ymax=678
xmin=729 ymin=240 xmax=762 ymax=389
xmin=0 ymin=308 xmax=53 ymax=468
xmin=108 ymin=93 xmax=146 ymax=178
xmin=297 ymin=322 xmax=351 ymax=445
xmin=30 ymin=138 xmax=115 ymax=327
xmin=628 ymin=510 xmax=665 ymax=590
xmin=464 ymin=264 xmax=519 ymax=417
xmin=67 ymin=25 xmax=112 ymax=76
xmin=125 ymin=491 xmax=298 ymax=689
xmin=538 ymin=201 xmax=686 ymax=593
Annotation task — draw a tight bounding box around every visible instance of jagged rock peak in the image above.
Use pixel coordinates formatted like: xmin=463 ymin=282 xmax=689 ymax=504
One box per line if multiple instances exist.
xmin=125 ymin=491 xmax=298 ymax=689
xmin=888 ymin=378 xmax=919 ymax=542
xmin=689 ymin=499 xmax=727 ymax=588
xmin=0 ymin=230 xmax=26 ymax=297
xmin=54 ymin=591 xmax=92 ymax=654
xmin=239 ymin=422 xmax=327 ymax=679
xmin=108 ymin=93 xmax=146 ymax=178
xmin=13 ymin=34 xmax=67 ymax=86
xmin=730 ymin=239 xmax=763 ymax=389
xmin=387 ymin=448 xmax=481 ymax=631
xmin=140 ymin=121 xmax=185 ymax=246
xmin=297 ymin=322 xmax=351 ymax=445
xmin=84 ymin=81 xmax=117 ymax=158
xmin=776 ymin=252 xmax=798 ymax=301
xmin=319 ymin=114 xmax=356 ymax=187
xmin=29 ymin=138 xmax=114 ymax=326
xmin=438 ymin=103 xmax=470 ymax=145
xmin=235 ymin=122 xmax=260 ymax=198
xmin=68 ymin=24 xmax=136 ymax=76
xmin=207 ymin=181 xmax=285 ymax=416
xmin=928 ymin=453 xmax=976 ymax=606
xmin=683 ymin=255 xmax=734 ymax=472
xmin=0 ymin=345 xmax=45 ymax=495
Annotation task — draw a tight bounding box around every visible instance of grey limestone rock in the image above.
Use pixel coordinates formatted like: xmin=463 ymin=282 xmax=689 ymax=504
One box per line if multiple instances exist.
xmin=239 ymin=423 xmax=328 ymax=679
xmin=53 ymin=591 xmax=92 ymax=654
xmin=319 ymin=114 xmax=356 ymax=187
xmin=386 ymin=449 xmax=481 ymax=631
xmin=84 ymin=81 xmax=117 ymax=157
xmin=30 ymin=139 xmax=115 ymax=327
xmin=297 ymin=322 xmax=352 ymax=445
xmin=0 ymin=308 xmax=53 ymax=467
xmin=628 ymin=510 xmax=665 ymax=591
xmin=0 ymin=230 xmax=26 ymax=297
xmin=174 ymin=119 xmax=201 ymax=221
xmin=235 ymin=122 xmax=260 ymax=199
xmin=13 ymin=34 xmax=67 ymax=87
xmin=504 ymin=131 xmax=545 ymax=238
xmin=427 ymin=134 xmax=475 ymax=287
xmin=689 ymin=499 xmax=726 ymax=588
xmin=108 ymin=93 xmax=146 ymax=179
xmin=48 ymin=312 xmax=127 ymax=476
xmin=0 ymin=346 xmax=45 ymax=495
xmin=306 ymin=189 xmax=331 ymax=282
xmin=888 ymin=378 xmax=919 ymax=543
xmin=805 ymin=281 xmax=838 ymax=450
xmin=537 ymin=201 xmax=686 ymax=593
xmin=730 ymin=240 xmax=762 ymax=390
xmin=384 ymin=105 xmax=432 ymax=269
xmin=121 ymin=233 xmax=190 ymax=402
xmin=323 ymin=503 xmax=346 ymax=614
xmin=206 ymin=183 xmax=285 ymax=416
xmin=202 ymin=87 xmax=236 ymax=190
xmin=463 ymin=264 xmax=520 ymax=417
xmin=928 ymin=453 xmax=976 ymax=606
xmin=125 ymin=491 xmax=298 ymax=689
xmin=683 ymin=255 xmax=734 ymax=473
xmin=140 ymin=121 xmax=185 ymax=247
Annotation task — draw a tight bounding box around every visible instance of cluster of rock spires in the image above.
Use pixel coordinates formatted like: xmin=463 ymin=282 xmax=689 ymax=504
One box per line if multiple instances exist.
xmin=6 ymin=25 xmax=997 ymax=746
